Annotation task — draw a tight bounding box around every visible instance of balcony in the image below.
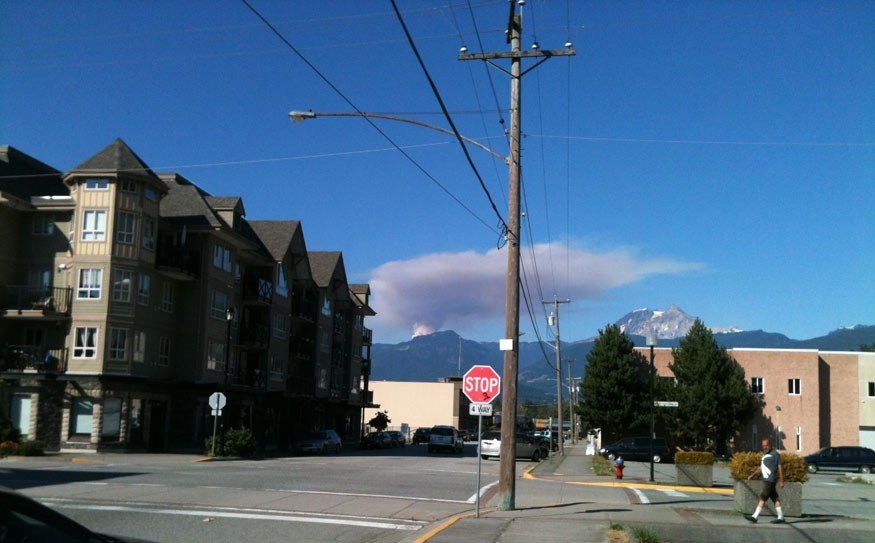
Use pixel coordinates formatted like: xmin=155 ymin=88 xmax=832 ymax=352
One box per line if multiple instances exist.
xmin=362 ymin=327 xmax=373 ymax=346
xmin=0 ymin=286 xmax=72 ymax=319
xmin=287 ymin=373 xmax=315 ymax=397
xmin=238 ymin=323 xmax=270 ymax=349
xmin=243 ymin=278 xmax=273 ymax=305
xmin=0 ymin=345 xmax=68 ymax=374
xmin=156 ymin=246 xmax=201 ymax=279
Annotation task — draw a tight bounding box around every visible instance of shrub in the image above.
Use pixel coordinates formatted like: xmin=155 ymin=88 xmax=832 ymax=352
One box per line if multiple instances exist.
xmin=205 ymin=428 xmax=256 ymax=458
xmin=729 ymin=451 xmax=808 ymax=483
xmin=17 ymin=440 xmax=45 ymax=456
xmin=674 ymin=451 xmax=715 ymax=465
xmin=0 ymin=440 xmax=20 ymax=457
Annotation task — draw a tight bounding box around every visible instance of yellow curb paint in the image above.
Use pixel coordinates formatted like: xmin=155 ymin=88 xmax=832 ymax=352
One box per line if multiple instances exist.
xmin=525 ymin=470 xmax=733 ymax=495
xmin=193 ymin=457 xmax=215 ymax=463
xmin=71 ymin=458 xmax=101 ymax=464
xmin=412 ymin=512 xmax=476 ymax=543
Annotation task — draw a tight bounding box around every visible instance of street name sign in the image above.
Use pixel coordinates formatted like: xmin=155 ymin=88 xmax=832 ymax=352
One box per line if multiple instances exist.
xmin=469 ymin=403 xmax=493 ymax=416
xmin=654 ymin=401 xmax=679 ymax=407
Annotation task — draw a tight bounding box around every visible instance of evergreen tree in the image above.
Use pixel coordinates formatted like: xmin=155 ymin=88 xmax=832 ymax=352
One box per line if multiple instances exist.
xmin=669 ymin=319 xmax=757 ymax=453
xmin=578 ymin=325 xmax=648 ymax=442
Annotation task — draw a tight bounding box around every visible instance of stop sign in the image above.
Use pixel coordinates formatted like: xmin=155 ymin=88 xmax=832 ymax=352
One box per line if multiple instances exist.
xmin=463 ymin=365 xmax=501 ymax=404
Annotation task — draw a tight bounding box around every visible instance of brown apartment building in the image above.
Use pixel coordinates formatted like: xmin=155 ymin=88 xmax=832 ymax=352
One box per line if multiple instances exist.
xmin=643 ymin=347 xmax=875 ymax=455
xmin=0 ymin=140 xmax=376 ymax=452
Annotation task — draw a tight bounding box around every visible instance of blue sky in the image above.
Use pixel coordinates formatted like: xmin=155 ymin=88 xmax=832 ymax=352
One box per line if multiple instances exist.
xmin=2 ymin=1 xmax=873 ymax=344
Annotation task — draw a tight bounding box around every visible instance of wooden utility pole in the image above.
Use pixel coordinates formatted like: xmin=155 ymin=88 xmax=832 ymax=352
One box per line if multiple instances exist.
xmin=544 ymin=298 xmax=570 ymax=456
xmin=459 ymin=2 xmax=576 ymax=511
xmin=459 ymin=4 xmax=574 ymax=511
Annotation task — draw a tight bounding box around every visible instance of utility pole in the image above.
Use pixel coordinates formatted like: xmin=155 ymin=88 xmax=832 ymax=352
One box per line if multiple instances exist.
xmin=544 ymin=298 xmax=570 ymax=456
xmin=566 ymin=358 xmax=575 ymax=444
xmin=459 ymin=3 xmax=574 ymax=511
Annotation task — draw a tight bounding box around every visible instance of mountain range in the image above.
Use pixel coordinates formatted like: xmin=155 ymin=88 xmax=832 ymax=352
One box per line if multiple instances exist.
xmin=370 ymin=306 xmax=875 ymax=403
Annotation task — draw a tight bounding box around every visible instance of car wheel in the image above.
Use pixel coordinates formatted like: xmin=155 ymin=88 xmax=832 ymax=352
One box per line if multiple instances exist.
xmin=860 ymin=465 xmax=872 ymax=474
xmin=481 ymin=455 xmax=489 ymax=460
xmin=807 ymin=464 xmax=819 ymax=474
xmin=531 ymin=450 xmax=541 ymax=462
xmin=653 ymin=454 xmax=662 ymax=464
xmin=607 ymin=453 xmax=616 ymax=461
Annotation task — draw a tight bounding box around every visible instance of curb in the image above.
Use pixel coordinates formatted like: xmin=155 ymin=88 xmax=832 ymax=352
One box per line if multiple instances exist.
xmin=409 ymin=511 xmax=477 ymax=543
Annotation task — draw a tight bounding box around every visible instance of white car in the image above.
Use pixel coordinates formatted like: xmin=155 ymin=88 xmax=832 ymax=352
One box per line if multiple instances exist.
xmin=427 ymin=425 xmax=463 ymax=454
xmin=479 ymin=431 xmax=544 ymax=461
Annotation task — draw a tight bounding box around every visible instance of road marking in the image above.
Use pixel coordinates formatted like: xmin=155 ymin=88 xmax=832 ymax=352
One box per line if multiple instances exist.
xmin=45 ymin=502 xmax=423 ymax=531
xmin=263 ymin=488 xmax=470 ymax=504
xmin=467 ymin=480 xmax=499 ymax=503
xmin=660 ymin=489 xmax=688 ymax=497
xmin=631 ymin=488 xmax=650 ymax=504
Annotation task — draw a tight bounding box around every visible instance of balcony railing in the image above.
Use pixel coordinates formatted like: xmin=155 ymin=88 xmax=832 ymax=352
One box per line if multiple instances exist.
xmin=0 ymin=286 xmax=72 ymax=316
xmin=238 ymin=323 xmax=270 ymax=349
xmin=243 ymin=278 xmax=273 ymax=304
xmin=0 ymin=345 xmax=68 ymax=373
xmin=156 ymin=246 xmax=201 ymax=278
xmin=362 ymin=327 xmax=373 ymax=346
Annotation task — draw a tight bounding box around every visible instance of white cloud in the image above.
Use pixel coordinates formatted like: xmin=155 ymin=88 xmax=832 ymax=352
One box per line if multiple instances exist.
xmin=368 ymin=242 xmax=703 ymax=339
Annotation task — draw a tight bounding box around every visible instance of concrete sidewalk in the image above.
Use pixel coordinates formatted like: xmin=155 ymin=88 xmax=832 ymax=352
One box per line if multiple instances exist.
xmin=411 ymin=443 xmax=875 ymax=543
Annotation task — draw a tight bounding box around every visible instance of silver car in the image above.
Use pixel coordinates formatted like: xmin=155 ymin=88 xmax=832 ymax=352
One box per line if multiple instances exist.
xmin=479 ymin=431 xmax=544 ymax=461
xmin=295 ymin=429 xmax=342 ymax=454
xmin=428 ymin=425 xmax=463 ymax=454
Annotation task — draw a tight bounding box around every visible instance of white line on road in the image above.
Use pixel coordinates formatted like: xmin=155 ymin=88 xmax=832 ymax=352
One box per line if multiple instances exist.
xmin=467 ymin=480 xmax=499 ymax=503
xmin=46 ymin=502 xmax=423 ymax=531
xmin=263 ymin=488 xmax=470 ymax=504
xmin=631 ymin=488 xmax=650 ymax=504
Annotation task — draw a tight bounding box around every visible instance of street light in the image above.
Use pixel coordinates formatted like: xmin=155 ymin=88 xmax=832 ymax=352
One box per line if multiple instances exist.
xmin=288 ymin=110 xmax=508 ymax=163
xmin=646 ymin=330 xmax=658 ymax=482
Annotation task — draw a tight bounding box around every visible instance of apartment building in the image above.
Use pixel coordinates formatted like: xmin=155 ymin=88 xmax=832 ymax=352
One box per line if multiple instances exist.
xmin=0 ymin=140 xmax=376 ymax=452
xmin=643 ymin=347 xmax=875 ymax=455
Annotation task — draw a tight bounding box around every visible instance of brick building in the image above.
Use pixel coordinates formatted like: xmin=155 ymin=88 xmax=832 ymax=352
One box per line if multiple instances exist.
xmin=0 ymin=140 xmax=376 ymax=452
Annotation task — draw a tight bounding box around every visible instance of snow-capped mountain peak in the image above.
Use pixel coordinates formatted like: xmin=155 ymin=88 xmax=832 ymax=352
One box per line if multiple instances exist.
xmin=615 ymin=305 xmax=742 ymax=339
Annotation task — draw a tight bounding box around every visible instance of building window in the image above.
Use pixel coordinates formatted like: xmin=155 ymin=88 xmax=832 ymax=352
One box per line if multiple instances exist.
xmin=158 ymin=337 xmax=170 ymax=366
xmin=71 ymin=398 xmax=94 ymax=435
xmin=161 ymin=283 xmax=174 ymax=312
xmin=788 ymin=378 xmax=801 ymax=396
xmin=112 ymin=270 xmax=132 ymax=302
xmin=273 ymin=313 xmax=288 ymax=338
xmin=32 ymin=214 xmax=55 ymax=235
xmin=121 ymin=179 xmax=138 ymax=193
xmin=84 ymin=178 xmax=108 ymax=190
xmin=796 ymin=426 xmax=802 ymax=452
xmin=116 ymin=212 xmax=137 ymax=244
xmin=751 ymin=377 xmax=764 ymax=395
xmin=101 ymin=398 xmax=122 ymax=439
xmin=868 ymin=382 xmax=874 ymax=397
xmin=77 ymin=268 xmax=103 ymax=299
xmin=73 ymin=327 xmax=98 ymax=358
xmin=132 ymin=331 xmax=146 ymax=363
xmin=234 ymin=262 xmax=242 ymax=282
xmin=276 ymin=264 xmax=288 ymax=297
xmin=81 ymin=210 xmax=107 ymax=241
xmin=28 ymin=269 xmax=51 ymax=289
xmin=207 ymin=341 xmax=226 ymax=371
xmin=11 ymin=396 xmax=32 ymax=437
xmin=211 ymin=290 xmax=229 ymax=320
xmin=109 ymin=328 xmax=128 ymax=360
xmin=213 ymin=241 xmax=232 ymax=272
xmin=270 ymin=354 xmax=282 ymax=373
xmin=144 ymin=186 xmax=158 ymax=201
xmin=138 ymin=274 xmax=151 ymax=305
xmin=141 ymin=217 xmax=155 ymax=250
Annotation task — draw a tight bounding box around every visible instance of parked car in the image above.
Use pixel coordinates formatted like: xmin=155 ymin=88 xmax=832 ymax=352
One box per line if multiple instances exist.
xmin=805 ymin=446 xmax=875 ymax=474
xmin=600 ymin=436 xmax=671 ymax=463
xmin=385 ymin=430 xmax=406 ymax=447
xmin=534 ymin=430 xmax=559 ymax=451
xmin=0 ymin=485 xmax=152 ymax=542
xmin=428 ymin=425 xmax=463 ymax=454
xmin=360 ymin=431 xmax=392 ymax=449
xmin=479 ymin=431 xmax=545 ymax=461
xmin=295 ymin=429 xmax=342 ymax=454
xmin=412 ymin=427 xmax=431 ymax=444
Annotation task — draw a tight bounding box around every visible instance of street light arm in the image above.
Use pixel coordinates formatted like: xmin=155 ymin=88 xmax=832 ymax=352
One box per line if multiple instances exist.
xmin=288 ymin=110 xmax=508 ymax=164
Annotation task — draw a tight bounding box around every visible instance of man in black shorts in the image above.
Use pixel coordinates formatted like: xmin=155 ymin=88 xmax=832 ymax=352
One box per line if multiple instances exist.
xmin=745 ymin=438 xmax=785 ymax=524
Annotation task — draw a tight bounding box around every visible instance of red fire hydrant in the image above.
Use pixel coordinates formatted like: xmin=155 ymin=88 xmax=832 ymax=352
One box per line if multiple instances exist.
xmin=615 ymin=457 xmax=625 ymax=479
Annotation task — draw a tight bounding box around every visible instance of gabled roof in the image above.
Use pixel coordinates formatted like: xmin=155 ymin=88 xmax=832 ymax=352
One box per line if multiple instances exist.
xmin=308 ymin=251 xmax=345 ymax=288
xmin=205 ymin=196 xmax=245 ymax=216
xmin=248 ymin=220 xmax=302 ymax=261
xmin=68 ymin=139 xmax=162 ymax=184
xmin=349 ymin=284 xmax=376 ymax=316
xmin=0 ymin=145 xmax=65 ymax=199
xmin=158 ymin=174 xmax=226 ymax=229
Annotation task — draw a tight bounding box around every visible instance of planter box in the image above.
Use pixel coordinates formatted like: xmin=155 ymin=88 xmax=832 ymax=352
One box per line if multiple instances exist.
xmin=676 ymin=464 xmax=713 ymax=487
xmin=733 ymin=480 xmax=803 ymax=517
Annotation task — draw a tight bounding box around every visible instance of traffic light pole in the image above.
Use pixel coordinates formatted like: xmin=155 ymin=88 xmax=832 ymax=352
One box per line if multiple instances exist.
xmin=459 ymin=6 xmax=574 ymax=511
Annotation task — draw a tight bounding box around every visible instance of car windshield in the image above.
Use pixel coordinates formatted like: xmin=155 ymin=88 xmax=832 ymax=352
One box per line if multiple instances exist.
xmin=482 ymin=431 xmax=501 ymax=440
xmin=431 ymin=427 xmax=454 ymax=436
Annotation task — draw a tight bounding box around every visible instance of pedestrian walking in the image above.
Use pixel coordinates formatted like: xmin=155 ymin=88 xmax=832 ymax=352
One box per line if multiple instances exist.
xmin=745 ymin=438 xmax=785 ymax=524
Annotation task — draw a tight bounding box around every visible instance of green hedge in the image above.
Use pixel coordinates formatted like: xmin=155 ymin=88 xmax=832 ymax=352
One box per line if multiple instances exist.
xmin=674 ymin=451 xmax=715 ymax=465
xmin=729 ymin=451 xmax=808 ymax=483
xmin=205 ymin=428 xmax=256 ymax=458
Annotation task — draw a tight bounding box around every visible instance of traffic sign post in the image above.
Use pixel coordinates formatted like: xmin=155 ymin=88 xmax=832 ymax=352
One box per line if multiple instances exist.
xmin=463 ymin=365 xmax=501 ymax=519
xmin=209 ymin=392 xmax=227 ymax=457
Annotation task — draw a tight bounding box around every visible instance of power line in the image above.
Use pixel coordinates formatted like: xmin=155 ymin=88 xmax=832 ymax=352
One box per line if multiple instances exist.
xmin=239 ymin=0 xmax=498 ymax=235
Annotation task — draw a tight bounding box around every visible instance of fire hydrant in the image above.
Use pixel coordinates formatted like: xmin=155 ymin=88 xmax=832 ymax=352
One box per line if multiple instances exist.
xmin=615 ymin=456 xmax=625 ymax=479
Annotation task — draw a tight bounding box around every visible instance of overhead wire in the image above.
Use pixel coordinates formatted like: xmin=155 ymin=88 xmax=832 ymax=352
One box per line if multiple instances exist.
xmin=389 ymin=0 xmax=509 ymax=240
xmin=238 ymin=0 xmax=499 ymax=235
xmin=465 ymin=0 xmax=506 ymax=128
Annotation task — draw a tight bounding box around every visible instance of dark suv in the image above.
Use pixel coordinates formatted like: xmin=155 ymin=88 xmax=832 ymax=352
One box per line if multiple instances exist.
xmin=601 ymin=437 xmax=671 ymax=463
xmin=805 ymin=446 xmax=875 ymax=474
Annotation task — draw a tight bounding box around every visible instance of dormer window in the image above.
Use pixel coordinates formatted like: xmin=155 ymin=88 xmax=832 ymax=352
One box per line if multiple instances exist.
xmin=144 ymin=187 xmax=158 ymax=202
xmin=276 ymin=264 xmax=289 ymax=297
xmin=121 ymin=179 xmax=138 ymax=193
xmin=85 ymin=178 xmax=109 ymax=190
